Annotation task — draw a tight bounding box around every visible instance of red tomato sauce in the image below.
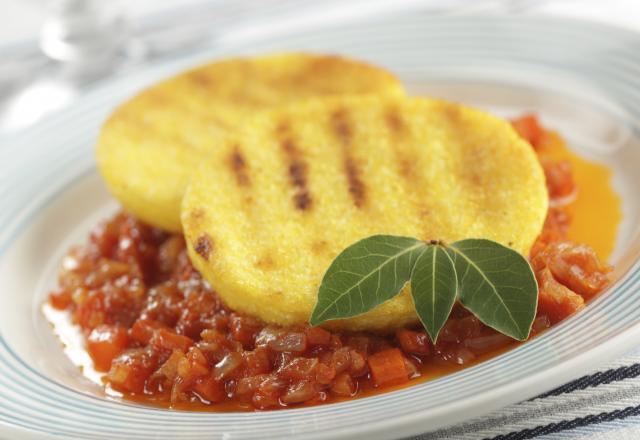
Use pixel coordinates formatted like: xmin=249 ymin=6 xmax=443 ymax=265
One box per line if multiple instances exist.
xmin=46 ymin=115 xmax=618 ymax=411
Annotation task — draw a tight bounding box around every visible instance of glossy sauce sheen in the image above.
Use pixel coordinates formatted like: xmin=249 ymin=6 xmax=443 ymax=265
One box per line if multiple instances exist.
xmin=45 ymin=116 xmax=620 ymax=411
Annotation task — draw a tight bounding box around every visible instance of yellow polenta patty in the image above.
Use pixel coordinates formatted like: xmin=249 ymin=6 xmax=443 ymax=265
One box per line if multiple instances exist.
xmin=181 ymin=96 xmax=548 ymax=332
xmin=97 ymin=53 xmax=405 ymax=231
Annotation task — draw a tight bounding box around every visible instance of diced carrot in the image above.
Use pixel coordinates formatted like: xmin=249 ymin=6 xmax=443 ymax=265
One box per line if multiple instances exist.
xmin=87 ymin=325 xmax=129 ymax=371
xmin=367 ymin=348 xmax=409 ymax=388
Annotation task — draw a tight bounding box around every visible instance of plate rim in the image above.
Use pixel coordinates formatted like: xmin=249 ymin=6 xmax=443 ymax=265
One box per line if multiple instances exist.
xmin=2 ymin=12 xmax=640 ymax=440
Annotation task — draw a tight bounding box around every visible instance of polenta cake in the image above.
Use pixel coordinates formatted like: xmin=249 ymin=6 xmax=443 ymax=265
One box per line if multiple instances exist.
xmin=181 ymin=96 xmax=547 ymax=331
xmin=97 ymin=53 xmax=405 ymax=231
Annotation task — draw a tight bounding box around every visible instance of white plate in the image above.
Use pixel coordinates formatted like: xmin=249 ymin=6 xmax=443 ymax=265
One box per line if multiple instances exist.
xmin=1 ymin=13 xmax=640 ymax=440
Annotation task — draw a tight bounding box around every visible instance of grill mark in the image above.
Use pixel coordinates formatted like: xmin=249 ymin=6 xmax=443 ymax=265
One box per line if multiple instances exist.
xmin=194 ymin=234 xmax=213 ymax=261
xmin=385 ymin=107 xmax=405 ymax=134
xmin=332 ymin=109 xmax=352 ymax=144
xmin=311 ymin=240 xmax=329 ymax=255
xmin=385 ymin=107 xmax=416 ymax=179
xmin=278 ymin=123 xmax=313 ymax=211
xmin=188 ymin=70 xmax=214 ymax=89
xmin=229 ymin=147 xmax=250 ymax=186
xmin=384 ymin=107 xmax=433 ymax=241
xmin=254 ymin=253 xmax=277 ymax=270
xmin=331 ymin=109 xmax=366 ymax=208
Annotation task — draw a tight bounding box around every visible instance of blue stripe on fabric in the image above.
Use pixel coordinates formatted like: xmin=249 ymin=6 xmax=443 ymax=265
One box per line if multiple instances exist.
xmin=535 ymin=364 xmax=640 ymax=400
xmin=487 ymin=404 xmax=640 ymax=440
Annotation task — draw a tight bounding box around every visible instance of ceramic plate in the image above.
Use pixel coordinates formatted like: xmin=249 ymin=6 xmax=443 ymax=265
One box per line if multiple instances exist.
xmin=1 ymin=13 xmax=640 ymax=440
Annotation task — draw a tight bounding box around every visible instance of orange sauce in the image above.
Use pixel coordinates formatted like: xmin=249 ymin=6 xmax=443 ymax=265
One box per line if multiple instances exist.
xmin=542 ymin=132 xmax=621 ymax=261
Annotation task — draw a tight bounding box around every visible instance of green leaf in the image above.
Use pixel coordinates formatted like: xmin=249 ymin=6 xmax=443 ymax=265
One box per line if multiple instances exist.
xmin=448 ymin=239 xmax=538 ymax=341
xmin=310 ymin=235 xmax=426 ymax=325
xmin=410 ymin=244 xmax=458 ymax=344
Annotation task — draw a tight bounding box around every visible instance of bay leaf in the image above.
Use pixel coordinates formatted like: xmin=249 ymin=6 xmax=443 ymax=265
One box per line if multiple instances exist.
xmin=410 ymin=244 xmax=458 ymax=343
xmin=310 ymin=235 xmax=425 ymax=325
xmin=448 ymin=239 xmax=538 ymax=340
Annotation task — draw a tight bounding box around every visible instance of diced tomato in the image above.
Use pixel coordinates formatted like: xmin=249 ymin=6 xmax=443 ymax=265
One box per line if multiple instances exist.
xmin=331 ymin=347 xmax=352 ymax=374
xmin=252 ymin=376 xmax=285 ymax=409
xmin=367 ymin=348 xmax=409 ymax=388
xmin=157 ymin=236 xmax=185 ymax=275
xmin=331 ymin=372 xmax=356 ymax=396
xmin=89 ymin=219 xmax=119 ymax=257
xmin=150 ymin=328 xmax=193 ymax=352
xmin=193 ymin=375 xmax=225 ymax=403
xmin=252 ymin=390 xmax=280 ymax=410
xmin=278 ymin=358 xmax=319 ymax=381
xmin=511 ymin=114 xmax=545 ymax=149
xmin=536 ymin=268 xmax=584 ymax=324
xmin=74 ymin=291 xmax=106 ymax=330
xmin=87 ymin=325 xmax=129 ymax=371
xmin=345 ymin=335 xmax=371 ymax=354
xmin=243 ymin=348 xmax=271 ymax=376
xmin=315 ymin=363 xmax=336 ymax=385
xmin=213 ymin=352 xmax=244 ymax=380
xmin=229 ymin=315 xmax=261 ymax=348
xmin=107 ymin=348 xmax=158 ymax=394
xmin=396 ymin=329 xmax=431 ymax=355
xmin=269 ymin=332 xmax=307 ymax=353
xmin=348 ymin=349 xmax=367 ymax=376
xmin=281 ymin=380 xmax=318 ymax=405
xmin=185 ymin=347 xmax=210 ymax=376
xmin=236 ymin=374 xmax=269 ymax=396
xmin=147 ymin=349 xmax=183 ymax=392
xmin=49 ymin=290 xmax=72 ymax=310
xmin=532 ymin=242 xmax=611 ymax=300
xmin=305 ymin=326 xmax=332 ymax=346
xmin=130 ymin=318 xmax=166 ymax=344
xmin=541 ymin=158 xmax=576 ymax=200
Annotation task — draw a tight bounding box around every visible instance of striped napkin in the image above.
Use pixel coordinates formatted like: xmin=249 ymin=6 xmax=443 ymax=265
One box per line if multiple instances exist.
xmin=413 ymin=348 xmax=640 ymax=439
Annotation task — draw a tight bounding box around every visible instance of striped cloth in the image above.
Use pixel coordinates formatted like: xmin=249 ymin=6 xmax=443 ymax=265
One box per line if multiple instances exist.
xmin=413 ymin=349 xmax=640 ymax=439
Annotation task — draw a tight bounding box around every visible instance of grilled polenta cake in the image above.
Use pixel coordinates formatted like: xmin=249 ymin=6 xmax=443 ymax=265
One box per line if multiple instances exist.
xmin=181 ymin=96 xmax=548 ymax=332
xmin=97 ymin=53 xmax=405 ymax=231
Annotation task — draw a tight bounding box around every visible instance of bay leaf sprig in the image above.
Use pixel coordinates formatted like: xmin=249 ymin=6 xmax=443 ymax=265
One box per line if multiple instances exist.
xmin=309 ymin=236 xmax=538 ymax=343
